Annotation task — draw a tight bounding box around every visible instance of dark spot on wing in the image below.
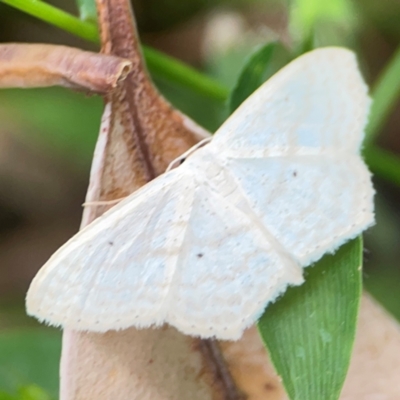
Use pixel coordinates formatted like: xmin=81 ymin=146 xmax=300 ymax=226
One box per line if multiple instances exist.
xmin=108 ymin=241 xmax=114 ymax=246
xmin=197 ymin=253 xmax=203 ymax=258
xmin=293 ymin=171 xmax=297 ymax=177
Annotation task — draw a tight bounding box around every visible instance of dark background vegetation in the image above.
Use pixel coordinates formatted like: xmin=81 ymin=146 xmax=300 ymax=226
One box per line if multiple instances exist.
xmin=0 ymin=0 xmax=399 ymax=398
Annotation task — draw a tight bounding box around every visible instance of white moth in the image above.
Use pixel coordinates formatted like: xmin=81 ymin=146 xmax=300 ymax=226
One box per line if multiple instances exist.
xmin=26 ymin=47 xmax=375 ymax=340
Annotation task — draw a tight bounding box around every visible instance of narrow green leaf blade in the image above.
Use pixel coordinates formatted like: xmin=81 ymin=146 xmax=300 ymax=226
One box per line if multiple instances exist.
xmin=228 ymin=42 xmax=290 ymax=114
xmin=229 ymin=43 xmax=275 ymax=113
xmin=258 ymin=238 xmax=362 ymax=400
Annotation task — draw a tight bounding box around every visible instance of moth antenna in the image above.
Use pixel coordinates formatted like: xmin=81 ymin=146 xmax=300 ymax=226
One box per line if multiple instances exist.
xmin=82 ymin=197 xmax=126 ymax=207
xmin=166 ymin=137 xmax=212 ymax=172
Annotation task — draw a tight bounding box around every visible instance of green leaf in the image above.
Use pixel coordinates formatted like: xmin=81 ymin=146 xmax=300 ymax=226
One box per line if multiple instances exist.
xmin=229 ymin=43 xmax=275 ymax=114
xmin=258 ymin=238 xmax=362 ymax=400
xmin=75 ymin=0 xmax=97 ymax=23
xmin=228 ymin=42 xmax=290 ymax=114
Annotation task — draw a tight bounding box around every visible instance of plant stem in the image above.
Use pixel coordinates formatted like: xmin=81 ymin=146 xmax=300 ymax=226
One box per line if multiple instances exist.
xmin=0 ymin=0 xmax=99 ymax=42
xmin=142 ymin=46 xmax=228 ymax=101
xmin=365 ymin=45 xmax=400 ymax=145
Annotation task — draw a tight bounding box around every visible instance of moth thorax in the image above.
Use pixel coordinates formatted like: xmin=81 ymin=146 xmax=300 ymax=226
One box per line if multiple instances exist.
xmin=204 ymin=163 xmax=237 ymax=197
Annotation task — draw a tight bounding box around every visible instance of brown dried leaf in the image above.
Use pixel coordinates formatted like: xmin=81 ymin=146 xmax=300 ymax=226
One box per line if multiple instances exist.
xmin=0 ymin=43 xmax=132 ymax=93
xmin=341 ymin=293 xmax=400 ymax=399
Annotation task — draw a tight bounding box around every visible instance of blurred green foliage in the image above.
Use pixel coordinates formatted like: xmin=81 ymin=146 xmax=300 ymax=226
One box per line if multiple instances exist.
xmin=290 ymin=0 xmax=358 ymax=48
xmin=0 ymin=88 xmax=103 ymax=173
xmin=0 ymin=329 xmax=60 ymax=399
xmin=0 ymin=385 xmax=52 ymax=400
xmin=132 ymin=0 xmax=264 ymax=32
xmin=75 ymin=0 xmax=97 ymax=23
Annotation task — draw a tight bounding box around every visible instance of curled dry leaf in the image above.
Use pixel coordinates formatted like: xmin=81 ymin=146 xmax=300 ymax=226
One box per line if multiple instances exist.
xmin=0 ymin=43 xmax=132 ymax=93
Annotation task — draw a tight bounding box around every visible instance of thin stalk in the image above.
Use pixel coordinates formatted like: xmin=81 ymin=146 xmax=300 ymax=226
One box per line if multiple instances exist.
xmin=0 ymin=0 xmax=99 ymax=42
xmin=142 ymin=46 xmax=228 ymax=101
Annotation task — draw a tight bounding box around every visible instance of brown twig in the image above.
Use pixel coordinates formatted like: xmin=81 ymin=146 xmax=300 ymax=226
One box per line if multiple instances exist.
xmin=0 ymin=43 xmax=132 ymax=93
